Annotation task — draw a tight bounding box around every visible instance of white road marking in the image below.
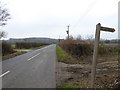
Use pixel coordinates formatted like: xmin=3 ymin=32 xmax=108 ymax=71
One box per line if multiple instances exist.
xmin=0 ymin=71 xmax=10 ymax=77
xmin=27 ymin=52 xmax=41 ymax=61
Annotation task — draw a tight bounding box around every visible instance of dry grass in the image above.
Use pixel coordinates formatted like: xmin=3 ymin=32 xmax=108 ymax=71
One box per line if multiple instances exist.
xmin=57 ymin=50 xmax=119 ymax=88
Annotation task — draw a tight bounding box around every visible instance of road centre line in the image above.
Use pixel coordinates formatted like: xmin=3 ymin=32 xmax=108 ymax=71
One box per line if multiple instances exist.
xmin=27 ymin=52 xmax=41 ymax=61
xmin=0 ymin=71 xmax=10 ymax=77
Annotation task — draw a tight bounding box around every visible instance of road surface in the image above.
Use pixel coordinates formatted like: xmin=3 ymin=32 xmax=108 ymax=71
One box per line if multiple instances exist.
xmin=1 ymin=44 xmax=56 ymax=88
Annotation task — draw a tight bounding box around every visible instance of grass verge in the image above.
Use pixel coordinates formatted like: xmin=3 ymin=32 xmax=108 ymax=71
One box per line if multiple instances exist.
xmin=56 ymin=45 xmax=80 ymax=64
xmin=56 ymin=45 xmax=70 ymax=59
xmin=2 ymin=51 xmax=27 ymax=60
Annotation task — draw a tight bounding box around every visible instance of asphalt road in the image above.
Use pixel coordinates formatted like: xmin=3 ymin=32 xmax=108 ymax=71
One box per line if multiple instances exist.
xmin=1 ymin=44 xmax=56 ymax=88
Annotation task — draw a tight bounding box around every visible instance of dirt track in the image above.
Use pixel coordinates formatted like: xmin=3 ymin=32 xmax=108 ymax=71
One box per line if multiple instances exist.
xmin=56 ymin=60 xmax=119 ymax=88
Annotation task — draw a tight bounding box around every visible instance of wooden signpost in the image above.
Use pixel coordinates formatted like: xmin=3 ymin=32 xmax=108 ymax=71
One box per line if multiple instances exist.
xmin=90 ymin=23 xmax=115 ymax=88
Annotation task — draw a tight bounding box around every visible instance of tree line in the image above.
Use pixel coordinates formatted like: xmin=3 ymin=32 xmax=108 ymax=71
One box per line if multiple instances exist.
xmin=15 ymin=42 xmax=49 ymax=49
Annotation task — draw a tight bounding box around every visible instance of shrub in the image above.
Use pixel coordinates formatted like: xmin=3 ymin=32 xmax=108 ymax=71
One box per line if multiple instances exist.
xmin=59 ymin=39 xmax=93 ymax=57
xmin=59 ymin=39 xmax=118 ymax=57
xmin=2 ymin=41 xmax=14 ymax=56
xmin=103 ymin=44 xmax=118 ymax=55
xmin=99 ymin=43 xmax=105 ymax=55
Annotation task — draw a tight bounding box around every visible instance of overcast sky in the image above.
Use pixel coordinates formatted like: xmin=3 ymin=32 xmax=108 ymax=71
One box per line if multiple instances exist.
xmin=1 ymin=0 xmax=119 ymax=39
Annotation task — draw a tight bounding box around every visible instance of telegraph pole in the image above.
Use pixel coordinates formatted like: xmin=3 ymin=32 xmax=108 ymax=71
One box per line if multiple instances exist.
xmin=66 ymin=25 xmax=70 ymax=39
xmin=59 ymin=35 xmax=60 ymax=43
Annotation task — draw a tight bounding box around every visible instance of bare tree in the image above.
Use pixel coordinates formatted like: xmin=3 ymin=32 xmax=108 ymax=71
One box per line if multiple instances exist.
xmin=86 ymin=34 xmax=94 ymax=43
xmin=0 ymin=2 xmax=10 ymax=26
xmin=76 ymin=34 xmax=82 ymax=41
xmin=0 ymin=2 xmax=10 ymax=39
xmin=0 ymin=31 xmax=7 ymax=38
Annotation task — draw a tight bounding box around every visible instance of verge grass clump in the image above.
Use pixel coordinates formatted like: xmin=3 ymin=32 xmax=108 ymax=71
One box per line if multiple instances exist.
xmin=58 ymin=83 xmax=79 ymax=88
xmin=56 ymin=45 xmax=69 ymax=59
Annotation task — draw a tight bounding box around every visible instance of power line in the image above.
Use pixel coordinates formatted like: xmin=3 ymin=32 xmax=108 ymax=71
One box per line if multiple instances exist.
xmin=72 ymin=0 xmax=99 ymax=29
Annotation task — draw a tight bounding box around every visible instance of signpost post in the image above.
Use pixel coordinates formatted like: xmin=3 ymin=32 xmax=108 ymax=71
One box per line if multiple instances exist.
xmin=90 ymin=23 xmax=115 ymax=88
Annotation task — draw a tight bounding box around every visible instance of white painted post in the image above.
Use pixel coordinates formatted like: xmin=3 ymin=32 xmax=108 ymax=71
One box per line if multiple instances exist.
xmin=90 ymin=23 xmax=101 ymax=88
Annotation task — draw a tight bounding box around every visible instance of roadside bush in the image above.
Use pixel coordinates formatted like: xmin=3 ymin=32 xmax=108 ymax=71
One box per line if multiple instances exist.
xmin=15 ymin=42 xmax=49 ymax=49
xmin=99 ymin=43 xmax=118 ymax=55
xmin=59 ymin=39 xmax=93 ymax=57
xmin=99 ymin=43 xmax=105 ymax=55
xmin=2 ymin=41 xmax=14 ymax=56
xmin=59 ymin=39 xmax=118 ymax=58
xmin=102 ymin=44 xmax=118 ymax=55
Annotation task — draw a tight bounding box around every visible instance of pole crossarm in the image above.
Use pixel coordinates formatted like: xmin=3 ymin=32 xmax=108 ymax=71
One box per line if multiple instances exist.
xmin=66 ymin=30 xmax=68 ymax=34
xmin=100 ymin=26 xmax=115 ymax=32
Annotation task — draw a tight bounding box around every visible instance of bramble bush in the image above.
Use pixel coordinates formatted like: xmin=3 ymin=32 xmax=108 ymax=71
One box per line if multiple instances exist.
xmin=2 ymin=41 xmax=14 ymax=56
xmin=99 ymin=44 xmax=118 ymax=55
xmin=59 ymin=39 xmax=118 ymax=57
xmin=59 ymin=39 xmax=93 ymax=57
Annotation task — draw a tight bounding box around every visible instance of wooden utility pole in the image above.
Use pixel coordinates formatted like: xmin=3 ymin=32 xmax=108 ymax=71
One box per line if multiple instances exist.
xmin=90 ymin=23 xmax=115 ymax=88
xmin=66 ymin=25 xmax=70 ymax=39
xmin=59 ymin=35 xmax=60 ymax=43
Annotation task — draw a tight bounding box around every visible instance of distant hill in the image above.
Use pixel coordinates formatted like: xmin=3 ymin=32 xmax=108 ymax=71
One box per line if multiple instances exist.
xmin=6 ymin=37 xmax=57 ymax=44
